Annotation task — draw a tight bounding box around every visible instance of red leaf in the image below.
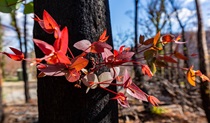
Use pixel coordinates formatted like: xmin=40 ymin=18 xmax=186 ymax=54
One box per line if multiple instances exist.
xmin=174 ymin=51 xmax=188 ymax=60
xmin=141 ymin=64 xmax=153 ymax=78
xmin=160 ymin=34 xmax=174 ymax=45
xmin=2 ymin=47 xmax=24 ymax=61
xmin=91 ymin=42 xmax=112 ymax=53
xmin=111 ymin=93 xmax=130 ymax=108
xmin=123 ymin=69 xmax=147 ymax=101
xmin=33 ymin=39 xmax=54 ymax=55
xmin=158 ymin=55 xmax=177 ymax=63
xmin=37 ymin=63 xmax=66 ymax=76
xmin=99 ymin=30 xmax=109 ymax=42
xmin=65 ymin=69 xmax=81 ymax=82
xmin=190 ymin=53 xmax=197 ymax=57
xmin=53 ymin=27 xmax=68 ymax=54
xmin=56 ymin=51 xmax=71 ymax=64
xmin=148 ymin=95 xmax=160 ymax=106
xmin=43 ymin=10 xmax=60 ymax=36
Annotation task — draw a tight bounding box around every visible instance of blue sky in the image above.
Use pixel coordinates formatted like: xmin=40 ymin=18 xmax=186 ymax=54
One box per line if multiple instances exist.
xmin=109 ymin=0 xmax=210 ymax=48
xmin=0 ymin=0 xmax=210 ymax=50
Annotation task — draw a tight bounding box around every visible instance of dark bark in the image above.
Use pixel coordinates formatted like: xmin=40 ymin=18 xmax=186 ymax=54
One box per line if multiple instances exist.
xmin=195 ymin=0 xmax=210 ymax=122
xmin=23 ymin=9 xmax=31 ymax=103
xmin=33 ymin=0 xmax=118 ymax=123
xmin=0 ymin=21 xmax=4 ymax=123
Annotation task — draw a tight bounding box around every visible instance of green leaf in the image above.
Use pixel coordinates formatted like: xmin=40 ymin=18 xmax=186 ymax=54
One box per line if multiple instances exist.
xmin=0 ymin=0 xmax=12 ymax=13
xmin=0 ymin=0 xmax=21 ymax=13
xmin=150 ymin=62 xmax=156 ymax=74
xmin=24 ymin=1 xmax=34 ymax=14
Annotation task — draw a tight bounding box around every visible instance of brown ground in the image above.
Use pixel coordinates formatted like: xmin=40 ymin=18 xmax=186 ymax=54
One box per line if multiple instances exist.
xmin=2 ymin=81 xmax=208 ymax=123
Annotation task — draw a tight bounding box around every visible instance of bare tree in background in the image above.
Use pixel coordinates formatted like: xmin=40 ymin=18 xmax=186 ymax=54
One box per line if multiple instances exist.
xmin=195 ymin=0 xmax=210 ymax=122
xmin=10 ymin=11 xmax=31 ymax=103
xmin=0 ymin=18 xmax=4 ymax=122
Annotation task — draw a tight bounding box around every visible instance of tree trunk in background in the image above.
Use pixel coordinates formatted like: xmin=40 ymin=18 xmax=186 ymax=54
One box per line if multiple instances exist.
xmin=33 ymin=0 xmax=118 ymax=123
xmin=0 ymin=19 xmax=4 ymax=122
xmin=195 ymin=0 xmax=210 ymax=122
xmin=11 ymin=12 xmax=31 ymax=103
xmin=23 ymin=7 xmax=31 ymax=103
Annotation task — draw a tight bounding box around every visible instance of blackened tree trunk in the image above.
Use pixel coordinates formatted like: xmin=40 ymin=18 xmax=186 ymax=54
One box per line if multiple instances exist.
xmin=33 ymin=0 xmax=118 ymax=123
xmin=195 ymin=0 xmax=210 ymax=122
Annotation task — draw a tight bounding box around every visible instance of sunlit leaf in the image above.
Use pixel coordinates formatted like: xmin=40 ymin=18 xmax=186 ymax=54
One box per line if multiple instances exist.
xmin=141 ymin=64 xmax=153 ymax=78
xmin=186 ymin=66 xmax=196 ymax=86
xmin=2 ymin=47 xmax=24 ymax=61
xmin=160 ymin=34 xmax=174 ymax=45
xmin=24 ymin=1 xmax=33 ymax=14
xmin=148 ymin=95 xmax=160 ymax=106
xmin=99 ymin=30 xmax=109 ymax=42
xmin=153 ymin=31 xmax=160 ymax=46
xmin=70 ymin=57 xmax=89 ymax=71
xmin=98 ymin=72 xmax=113 ymax=88
xmin=111 ymin=93 xmax=130 ymax=108
xmin=65 ymin=69 xmax=80 ymax=82
xmin=33 ymin=39 xmax=54 ymax=55
xmin=73 ymin=40 xmax=91 ymax=52
xmin=53 ymin=27 xmax=68 ymax=54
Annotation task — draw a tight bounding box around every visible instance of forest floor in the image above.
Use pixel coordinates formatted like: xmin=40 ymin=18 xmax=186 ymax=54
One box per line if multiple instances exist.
xmin=2 ymin=81 xmax=208 ymax=123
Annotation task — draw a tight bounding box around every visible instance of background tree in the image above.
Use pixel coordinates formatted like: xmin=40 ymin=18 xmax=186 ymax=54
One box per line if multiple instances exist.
xmin=195 ymin=0 xmax=210 ymax=122
xmin=10 ymin=11 xmax=31 ymax=103
xmin=33 ymin=0 xmax=118 ymax=122
xmin=0 ymin=18 xmax=4 ymax=122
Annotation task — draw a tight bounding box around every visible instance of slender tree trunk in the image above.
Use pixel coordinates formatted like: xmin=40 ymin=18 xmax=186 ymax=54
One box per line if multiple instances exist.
xmin=11 ymin=11 xmax=31 ymax=103
xmin=195 ymin=0 xmax=210 ymax=122
xmin=23 ymin=5 xmax=31 ymax=103
xmin=33 ymin=0 xmax=118 ymax=123
xmin=0 ymin=20 xmax=4 ymax=122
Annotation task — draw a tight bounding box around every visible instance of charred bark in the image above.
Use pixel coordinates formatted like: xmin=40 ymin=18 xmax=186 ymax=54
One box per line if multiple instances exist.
xmin=33 ymin=0 xmax=118 ymax=123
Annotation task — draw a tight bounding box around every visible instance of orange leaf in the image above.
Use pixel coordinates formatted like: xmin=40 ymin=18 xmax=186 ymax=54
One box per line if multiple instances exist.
xmin=200 ymin=75 xmax=210 ymax=82
xmin=160 ymin=34 xmax=174 ymax=45
xmin=70 ymin=57 xmax=89 ymax=71
xmin=99 ymin=30 xmax=109 ymax=42
xmin=141 ymin=64 xmax=153 ymax=78
xmin=175 ymin=35 xmax=181 ymax=41
xmin=186 ymin=66 xmax=196 ymax=86
xmin=153 ymin=31 xmax=160 ymax=46
xmin=147 ymin=95 xmax=160 ymax=106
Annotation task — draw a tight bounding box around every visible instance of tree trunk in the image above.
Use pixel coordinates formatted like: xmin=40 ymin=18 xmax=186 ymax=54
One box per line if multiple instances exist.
xmin=0 ymin=20 xmax=4 ymax=122
xmin=33 ymin=0 xmax=118 ymax=123
xmin=23 ymin=10 xmax=31 ymax=103
xmin=195 ymin=0 xmax=210 ymax=122
xmin=11 ymin=12 xmax=31 ymax=103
